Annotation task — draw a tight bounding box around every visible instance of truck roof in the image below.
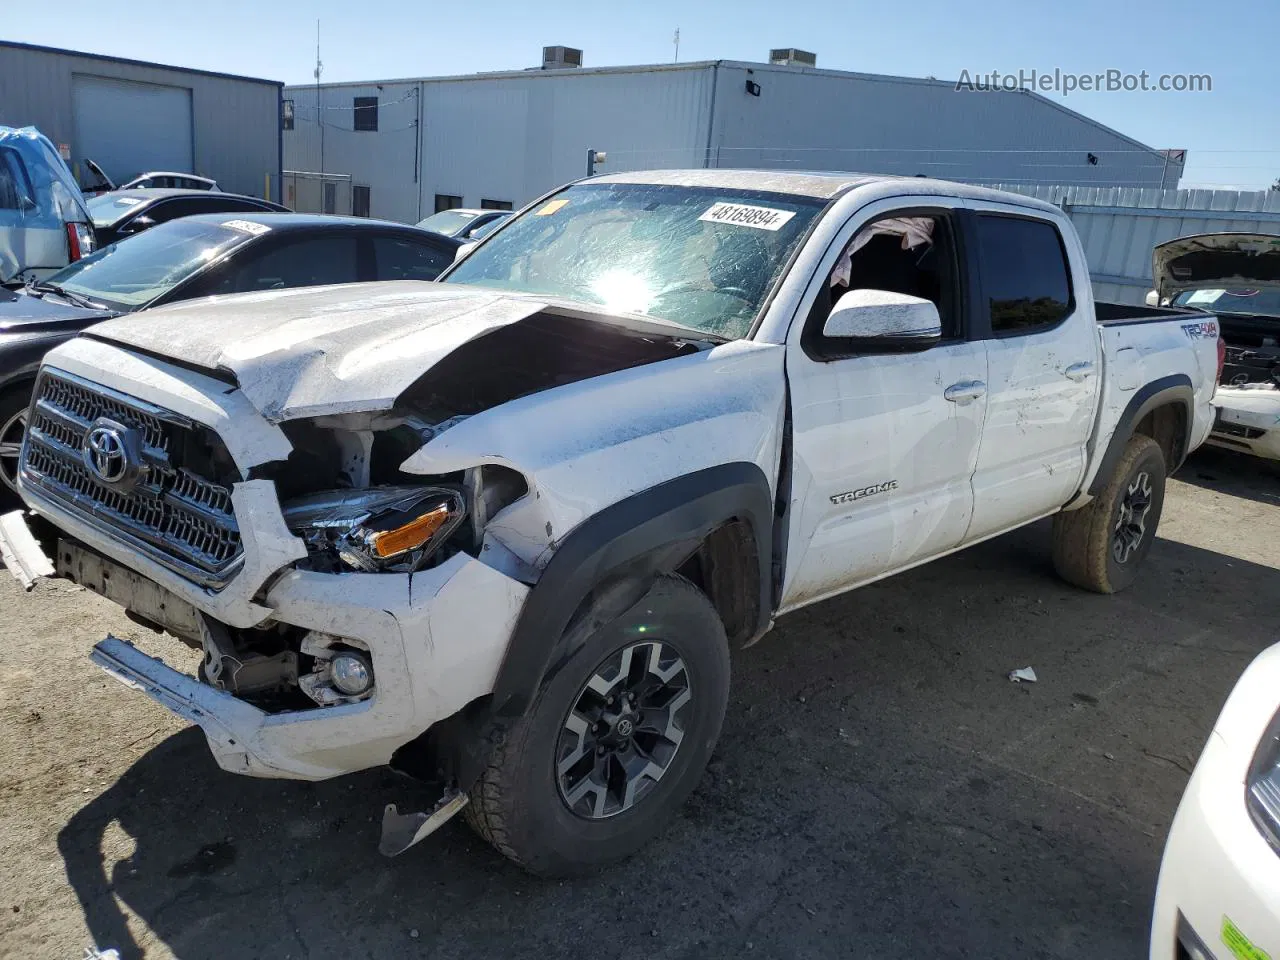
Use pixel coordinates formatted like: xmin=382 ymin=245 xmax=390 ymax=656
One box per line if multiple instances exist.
xmin=590 ymin=168 xmax=1063 ymax=213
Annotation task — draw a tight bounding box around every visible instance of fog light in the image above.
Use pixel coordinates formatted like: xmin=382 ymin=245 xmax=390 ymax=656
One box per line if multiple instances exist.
xmin=330 ymin=652 xmax=374 ymax=696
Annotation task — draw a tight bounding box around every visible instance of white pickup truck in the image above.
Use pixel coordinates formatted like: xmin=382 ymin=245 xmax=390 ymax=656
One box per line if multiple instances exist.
xmin=0 ymin=171 xmax=1222 ymax=875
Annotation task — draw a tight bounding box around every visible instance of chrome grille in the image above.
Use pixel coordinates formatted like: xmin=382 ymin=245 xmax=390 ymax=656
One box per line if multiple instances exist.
xmin=19 ymin=369 xmax=243 ymax=586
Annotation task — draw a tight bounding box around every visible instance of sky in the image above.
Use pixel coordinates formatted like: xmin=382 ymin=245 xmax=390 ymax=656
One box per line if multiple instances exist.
xmin=4 ymin=0 xmax=1275 ymax=190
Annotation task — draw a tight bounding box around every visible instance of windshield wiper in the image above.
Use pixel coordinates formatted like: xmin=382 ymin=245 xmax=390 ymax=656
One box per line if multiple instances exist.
xmin=25 ymin=280 xmax=106 ymax=310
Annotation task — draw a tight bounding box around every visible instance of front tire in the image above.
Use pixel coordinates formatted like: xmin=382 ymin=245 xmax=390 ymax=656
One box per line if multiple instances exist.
xmin=1052 ymin=434 xmax=1167 ymax=594
xmin=466 ymin=574 xmax=730 ymax=876
xmin=0 ymin=384 xmax=32 ymax=511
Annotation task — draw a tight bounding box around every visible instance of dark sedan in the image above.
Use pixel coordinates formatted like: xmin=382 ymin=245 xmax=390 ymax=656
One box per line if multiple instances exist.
xmin=87 ymin=188 xmax=290 ymax=246
xmin=0 ymin=213 xmax=461 ymax=503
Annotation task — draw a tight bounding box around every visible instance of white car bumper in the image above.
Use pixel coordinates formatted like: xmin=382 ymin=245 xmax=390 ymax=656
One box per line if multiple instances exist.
xmin=0 ymin=509 xmax=529 ymax=781
xmin=1151 ymin=645 xmax=1280 ymax=960
xmin=1207 ymin=385 xmax=1280 ymax=461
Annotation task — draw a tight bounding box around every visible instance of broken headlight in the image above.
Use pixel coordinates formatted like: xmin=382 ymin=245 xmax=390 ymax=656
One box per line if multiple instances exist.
xmin=283 ymin=486 xmax=465 ymax=573
xmin=1248 ymin=707 xmax=1280 ymax=855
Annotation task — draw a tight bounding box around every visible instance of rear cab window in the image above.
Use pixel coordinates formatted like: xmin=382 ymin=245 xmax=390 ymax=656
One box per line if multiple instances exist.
xmin=974 ymin=214 xmax=1074 ymax=335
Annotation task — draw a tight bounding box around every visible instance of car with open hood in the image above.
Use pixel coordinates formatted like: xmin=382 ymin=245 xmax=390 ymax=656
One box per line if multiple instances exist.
xmin=0 ymin=170 xmax=1222 ymax=875
xmin=1152 ymin=233 xmax=1280 ymax=461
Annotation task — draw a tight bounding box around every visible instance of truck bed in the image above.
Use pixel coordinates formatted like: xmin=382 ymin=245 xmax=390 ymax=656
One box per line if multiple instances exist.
xmin=1094 ymin=301 xmax=1204 ymax=325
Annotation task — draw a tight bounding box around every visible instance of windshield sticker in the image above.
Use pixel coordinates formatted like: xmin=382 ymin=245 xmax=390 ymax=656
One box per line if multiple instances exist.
xmin=222 ymin=219 xmax=271 ymax=235
xmin=114 ymin=197 xmax=143 ymax=207
xmin=1186 ymin=289 xmax=1225 ymax=304
xmin=535 ymin=199 xmax=570 ymax=216
xmin=699 ymin=202 xmax=796 ymax=231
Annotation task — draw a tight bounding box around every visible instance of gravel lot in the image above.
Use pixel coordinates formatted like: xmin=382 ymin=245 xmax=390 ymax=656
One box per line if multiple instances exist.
xmin=1 ymin=447 xmax=1277 ymax=960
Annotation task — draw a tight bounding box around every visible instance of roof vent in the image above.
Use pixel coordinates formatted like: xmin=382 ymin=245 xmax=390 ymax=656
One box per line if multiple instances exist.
xmin=769 ymin=48 xmax=817 ymax=67
xmin=543 ymin=46 xmax=584 ymax=69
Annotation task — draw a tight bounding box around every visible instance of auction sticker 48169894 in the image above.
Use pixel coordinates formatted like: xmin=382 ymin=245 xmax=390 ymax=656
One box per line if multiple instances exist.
xmin=698 ymin=202 xmax=797 ymax=231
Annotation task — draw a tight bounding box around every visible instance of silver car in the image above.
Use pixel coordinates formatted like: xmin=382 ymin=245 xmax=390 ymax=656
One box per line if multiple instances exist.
xmin=0 ymin=126 xmax=94 ymax=283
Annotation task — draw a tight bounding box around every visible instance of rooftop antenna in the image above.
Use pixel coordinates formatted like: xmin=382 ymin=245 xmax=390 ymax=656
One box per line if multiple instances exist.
xmin=673 ymin=27 xmax=680 ymax=64
xmin=314 ymin=20 xmax=324 ymax=174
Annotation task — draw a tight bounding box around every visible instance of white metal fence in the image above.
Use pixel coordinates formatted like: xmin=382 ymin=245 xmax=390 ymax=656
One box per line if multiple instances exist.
xmin=992 ymin=183 xmax=1280 ymax=305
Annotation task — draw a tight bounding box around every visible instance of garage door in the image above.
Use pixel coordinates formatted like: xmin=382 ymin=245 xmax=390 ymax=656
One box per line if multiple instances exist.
xmin=72 ymin=75 xmax=193 ymax=184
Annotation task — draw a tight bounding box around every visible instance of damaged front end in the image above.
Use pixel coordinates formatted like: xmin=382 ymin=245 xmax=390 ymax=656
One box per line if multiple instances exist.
xmin=1 ymin=283 xmax=722 ymax=853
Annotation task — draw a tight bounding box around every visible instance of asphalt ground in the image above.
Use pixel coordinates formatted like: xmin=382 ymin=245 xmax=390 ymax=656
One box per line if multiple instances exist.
xmin=1 ymin=445 xmax=1276 ymax=959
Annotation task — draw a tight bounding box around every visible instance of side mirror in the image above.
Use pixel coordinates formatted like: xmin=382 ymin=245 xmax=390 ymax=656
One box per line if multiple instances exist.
xmin=1144 ymin=289 xmax=1160 ymax=307
xmin=823 ymin=288 xmax=942 ymax=349
xmin=454 ymin=241 xmax=477 ymax=263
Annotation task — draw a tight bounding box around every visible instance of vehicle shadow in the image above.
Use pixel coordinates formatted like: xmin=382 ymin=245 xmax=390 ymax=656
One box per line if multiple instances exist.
xmin=59 ymin=518 xmax=1280 ymax=959
xmin=1177 ymin=446 xmax=1280 ymax=507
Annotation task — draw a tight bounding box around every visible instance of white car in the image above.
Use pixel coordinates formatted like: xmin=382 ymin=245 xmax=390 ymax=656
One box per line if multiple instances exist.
xmin=1151 ymin=643 xmax=1280 ymax=960
xmin=82 ymin=159 xmax=220 ymax=197
xmin=0 ymin=170 xmax=1222 ymax=875
xmin=1152 ymin=234 xmax=1280 ymax=462
xmin=415 ymin=207 xmax=511 ymax=240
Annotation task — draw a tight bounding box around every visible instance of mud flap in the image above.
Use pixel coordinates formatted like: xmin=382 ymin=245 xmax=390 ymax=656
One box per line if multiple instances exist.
xmin=379 ymin=790 xmax=470 ymax=857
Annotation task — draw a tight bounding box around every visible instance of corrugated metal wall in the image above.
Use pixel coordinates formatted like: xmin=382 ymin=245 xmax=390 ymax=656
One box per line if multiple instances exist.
xmin=709 ymin=64 xmax=1178 ymax=188
xmin=284 ymin=60 xmax=1180 ymax=226
xmin=993 ymin=183 xmax=1280 ymax=304
xmin=0 ymin=43 xmax=281 ymax=200
xmin=285 ymin=66 xmax=715 ymax=224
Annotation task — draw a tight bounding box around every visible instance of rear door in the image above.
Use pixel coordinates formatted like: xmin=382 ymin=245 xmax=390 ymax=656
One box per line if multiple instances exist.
xmin=781 ymin=198 xmax=989 ymax=610
xmin=964 ymin=208 xmax=1101 ymax=541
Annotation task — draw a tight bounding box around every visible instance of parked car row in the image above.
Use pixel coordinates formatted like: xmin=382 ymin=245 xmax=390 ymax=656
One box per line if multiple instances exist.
xmin=0 ymin=212 xmax=461 ymax=503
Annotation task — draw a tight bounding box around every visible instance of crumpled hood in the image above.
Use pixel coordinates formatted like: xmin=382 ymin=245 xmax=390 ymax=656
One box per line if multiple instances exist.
xmin=84 ymin=281 xmax=550 ymax=421
xmin=1154 ymin=233 xmax=1280 ymax=299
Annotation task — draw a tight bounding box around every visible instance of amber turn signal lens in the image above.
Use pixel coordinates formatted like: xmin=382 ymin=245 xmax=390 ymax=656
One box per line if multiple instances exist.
xmin=368 ymin=503 xmax=452 ymax=559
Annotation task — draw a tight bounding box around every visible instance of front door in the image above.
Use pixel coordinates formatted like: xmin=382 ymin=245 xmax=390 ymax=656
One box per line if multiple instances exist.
xmin=781 ymin=203 xmax=988 ymax=611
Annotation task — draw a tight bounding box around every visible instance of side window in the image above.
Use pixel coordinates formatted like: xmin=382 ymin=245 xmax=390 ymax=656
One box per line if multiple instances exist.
xmin=215 ymin=236 xmax=362 ymax=293
xmin=0 ymin=148 xmax=34 ymax=210
xmin=141 ymin=199 xmax=204 ymax=224
xmin=804 ymin=212 xmax=960 ymax=355
xmin=373 ymin=236 xmax=451 ymax=281
xmin=975 ymin=215 xmax=1073 ymax=335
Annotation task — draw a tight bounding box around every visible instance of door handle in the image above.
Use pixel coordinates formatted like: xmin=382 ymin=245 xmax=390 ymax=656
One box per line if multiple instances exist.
xmin=1064 ymin=361 xmax=1096 ymax=382
xmin=944 ymin=380 xmax=986 ymax=404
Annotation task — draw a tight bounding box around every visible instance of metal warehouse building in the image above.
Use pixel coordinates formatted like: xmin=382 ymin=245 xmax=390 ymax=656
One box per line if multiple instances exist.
xmin=283 ymin=47 xmax=1184 ymax=224
xmin=0 ymin=41 xmax=283 ymax=200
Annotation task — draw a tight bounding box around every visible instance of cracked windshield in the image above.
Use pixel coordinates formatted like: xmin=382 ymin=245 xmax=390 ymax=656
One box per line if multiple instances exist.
xmin=446 ymin=182 xmax=824 ymax=339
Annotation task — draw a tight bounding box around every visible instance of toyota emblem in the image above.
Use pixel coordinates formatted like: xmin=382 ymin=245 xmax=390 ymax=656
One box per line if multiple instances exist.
xmin=82 ymin=421 xmax=133 ymax=484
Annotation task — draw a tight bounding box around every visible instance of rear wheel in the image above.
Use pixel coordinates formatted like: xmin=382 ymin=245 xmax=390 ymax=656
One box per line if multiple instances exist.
xmin=466 ymin=574 xmax=729 ymax=876
xmin=0 ymin=385 xmax=32 ymax=511
xmin=1052 ymin=434 xmax=1166 ymax=594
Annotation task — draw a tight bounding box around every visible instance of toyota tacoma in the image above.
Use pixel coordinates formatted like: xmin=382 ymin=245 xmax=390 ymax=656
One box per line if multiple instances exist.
xmin=0 ymin=171 xmax=1223 ymax=875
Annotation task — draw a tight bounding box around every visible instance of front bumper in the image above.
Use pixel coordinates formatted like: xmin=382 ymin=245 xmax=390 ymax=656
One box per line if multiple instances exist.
xmin=1151 ymin=646 xmax=1280 ymax=960
xmin=1207 ymin=387 xmax=1280 ymax=461
xmin=0 ymin=509 xmax=529 ymax=781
